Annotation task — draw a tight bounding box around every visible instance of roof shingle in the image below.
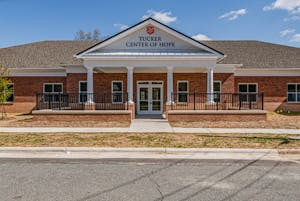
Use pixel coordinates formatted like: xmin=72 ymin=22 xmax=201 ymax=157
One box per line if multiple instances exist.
xmin=0 ymin=40 xmax=300 ymax=69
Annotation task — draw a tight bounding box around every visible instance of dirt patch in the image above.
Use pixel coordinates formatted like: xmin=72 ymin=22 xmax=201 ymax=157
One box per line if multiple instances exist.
xmin=0 ymin=113 xmax=130 ymax=127
xmin=170 ymin=112 xmax=300 ymax=129
xmin=0 ymin=133 xmax=299 ymax=149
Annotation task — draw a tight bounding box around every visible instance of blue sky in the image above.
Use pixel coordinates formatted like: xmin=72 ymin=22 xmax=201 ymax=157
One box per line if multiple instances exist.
xmin=1 ymin=0 xmax=300 ymax=48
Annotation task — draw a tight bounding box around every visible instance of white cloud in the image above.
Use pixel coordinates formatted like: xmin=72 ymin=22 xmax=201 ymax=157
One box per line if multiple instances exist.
xmin=218 ymin=9 xmax=247 ymax=21
xmin=290 ymin=33 xmax=300 ymax=42
xmin=280 ymin=28 xmax=295 ymax=36
xmin=142 ymin=9 xmax=177 ymax=24
xmin=263 ymin=0 xmax=300 ymax=14
xmin=284 ymin=15 xmax=300 ymax=21
xmin=192 ymin=34 xmax=212 ymax=41
xmin=113 ymin=23 xmax=129 ymax=31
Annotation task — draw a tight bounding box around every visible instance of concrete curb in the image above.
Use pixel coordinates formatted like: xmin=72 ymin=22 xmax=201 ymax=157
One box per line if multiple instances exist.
xmin=278 ymin=149 xmax=300 ymax=155
xmin=2 ymin=147 xmax=298 ymax=161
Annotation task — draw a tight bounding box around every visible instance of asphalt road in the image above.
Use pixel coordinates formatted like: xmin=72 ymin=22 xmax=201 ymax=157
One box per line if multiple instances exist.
xmin=0 ymin=158 xmax=299 ymax=201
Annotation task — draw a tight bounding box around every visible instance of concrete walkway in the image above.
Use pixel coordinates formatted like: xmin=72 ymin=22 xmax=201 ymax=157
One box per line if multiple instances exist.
xmin=130 ymin=117 xmax=173 ymax=132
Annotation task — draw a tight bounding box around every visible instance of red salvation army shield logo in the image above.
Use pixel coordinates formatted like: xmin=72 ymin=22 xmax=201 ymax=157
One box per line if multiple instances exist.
xmin=146 ymin=26 xmax=155 ymax=35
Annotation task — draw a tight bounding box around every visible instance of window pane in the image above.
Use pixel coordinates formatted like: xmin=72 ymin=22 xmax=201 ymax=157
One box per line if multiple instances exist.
xmin=249 ymin=94 xmax=257 ymax=102
xmin=239 ymin=85 xmax=247 ymax=93
xmin=44 ymin=84 xmax=53 ymax=93
xmin=80 ymin=82 xmax=87 ymax=92
xmin=113 ymin=93 xmax=123 ymax=103
xmin=54 ymin=84 xmax=62 ymax=93
xmin=53 ymin=94 xmax=60 ymax=102
xmin=213 ymin=82 xmax=220 ymax=92
xmin=214 ymin=93 xmax=220 ymax=102
xmin=288 ymin=93 xmax=296 ymax=102
xmin=297 ymin=84 xmax=300 ymax=92
xmin=178 ymin=82 xmax=188 ymax=92
xmin=140 ymin=88 xmax=148 ymax=101
xmin=248 ymin=84 xmax=257 ymax=93
xmin=297 ymin=94 xmax=300 ymax=102
xmin=178 ymin=93 xmax=188 ymax=102
xmin=113 ymin=82 xmax=122 ymax=92
xmin=80 ymin=94 xmax=87 ymax=103
xmin=240 ymin=94 xmax=248 ymax=102
xmin=8 ymin=84 xmax=13 ymax=91
xmin=6 ymin=93 xmax=14 ymax=102
xmin=140 ymin=101 xmax=148 ymax=111
xmin=152 ymin=88 xmax=161 ymax=100
xmin=152 ymin=101 xmax=161 ymax=111
xmin=44 ymin=94 xmax=52 ymax=102
xmin=288 ymin=84 xmax=296 ymax=92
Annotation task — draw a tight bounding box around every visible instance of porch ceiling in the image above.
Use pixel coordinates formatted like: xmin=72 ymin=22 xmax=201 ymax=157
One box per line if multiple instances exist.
xmin=94 ymin=66 xmax=210 ymax=73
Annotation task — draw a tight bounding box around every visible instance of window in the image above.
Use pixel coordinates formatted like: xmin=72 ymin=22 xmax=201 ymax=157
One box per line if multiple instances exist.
xmin=3 ymin=83 xmax=14 ymax=102
xmin=213 ymin=81 xmax=221 ymax=102
xmin=43 ymin=83 xmax=63 ymax=102
xmin=287 ymin=84 xmax=300 ymax=103
xmin=79 ymin=81 xmax=87 ymax=103
xmin=112 ymin=81 xmax=123 ymax=103
xmin=238 ymin=83 xmax=257 ymax=102
xmin=177 ymin=81 xmax=188 ymax=103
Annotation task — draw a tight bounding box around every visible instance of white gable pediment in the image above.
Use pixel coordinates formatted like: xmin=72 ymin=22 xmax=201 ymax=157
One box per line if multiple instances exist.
xmin=76 ymin=18 xmax=224 ymax=58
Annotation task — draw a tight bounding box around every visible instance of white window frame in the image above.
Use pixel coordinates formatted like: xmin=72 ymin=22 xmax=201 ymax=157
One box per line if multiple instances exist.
xmin=213 ymin=81 xmax=221 ymax=102
xmin=238 ymin=83 xmax=258 ymax=102
xmin=112 ymin=81 xmax=123 ymax=104
xmin=4 ymin=83 xmax=14 ymax=103
xmin=78 ymin=81 xmax=87 ymax=103
xmin=287 ymin=83 xmax=300 ymax=103
xmin=177 ymin=80 xmax=189 ymax=103
xmin=43 ymin=83 xmax=63 ymax=93
xmin=43 ymin=83 xmax=63 ymax=103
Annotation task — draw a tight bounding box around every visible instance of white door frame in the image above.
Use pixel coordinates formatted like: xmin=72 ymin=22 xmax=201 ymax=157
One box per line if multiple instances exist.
xmin=137 ymin=81 xmax=163 ymax=115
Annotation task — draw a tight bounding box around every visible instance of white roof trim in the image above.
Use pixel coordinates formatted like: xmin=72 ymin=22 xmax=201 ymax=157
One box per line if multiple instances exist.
xmin=76 ymin=18 xmax=224 ymax=59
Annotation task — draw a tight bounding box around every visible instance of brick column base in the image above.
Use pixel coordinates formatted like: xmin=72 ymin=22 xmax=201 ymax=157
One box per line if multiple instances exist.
xmin=165 ymin=103 xmax=172 ymax=119
xmin=128 ymin=103 xmax=135 ymax=119
xmin=84 ymin=103 xmax=96 ymax=110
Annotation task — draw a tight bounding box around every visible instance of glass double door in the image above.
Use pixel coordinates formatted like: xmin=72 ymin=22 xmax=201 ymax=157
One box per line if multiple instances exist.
xmin=137 ymin=82 xmax=163 ymax=115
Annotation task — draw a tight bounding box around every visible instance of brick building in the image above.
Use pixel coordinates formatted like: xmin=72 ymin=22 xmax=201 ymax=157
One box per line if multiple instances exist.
xmin=1 ymin=18 xmax=300 ymax=119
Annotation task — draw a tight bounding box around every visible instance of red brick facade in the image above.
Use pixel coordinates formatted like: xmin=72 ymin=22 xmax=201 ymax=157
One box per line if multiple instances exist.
xmin=4 ymin=73 xmax=300 ymax=113
xmin=4 ymin=76 xmax=66 ymax=113
xmin=235 ymin=76 xmax=300 ymax=111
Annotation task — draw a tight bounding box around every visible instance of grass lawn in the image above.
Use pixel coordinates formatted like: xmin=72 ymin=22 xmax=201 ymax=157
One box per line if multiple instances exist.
xmin=0 ymin=133 xmax=299 ymax=149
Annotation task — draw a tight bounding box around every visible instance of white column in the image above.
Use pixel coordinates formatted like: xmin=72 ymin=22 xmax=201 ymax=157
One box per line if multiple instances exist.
xmin=167 ymin=66 xmax=174 ymax=105
xmin=127 ymin=66 xmax=134 ymax=104
xmin=207 ymin=67 xmax=214 ymax=104
xmin=86 ymin=67 xmax=94 ymax=103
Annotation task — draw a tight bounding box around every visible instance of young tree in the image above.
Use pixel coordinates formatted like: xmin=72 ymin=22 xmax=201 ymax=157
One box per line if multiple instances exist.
xmin=0 ymin=65 xmax=12 ymax=119
xmin=93 ymin=29 xmax=100 ymax=41
xmin=85 ymin=32 xmax=92 ymax=40
xmin=74 ymin=28 xmax=101 ymax=41
xmin=74 ymin=30 xmax=86 ymax=40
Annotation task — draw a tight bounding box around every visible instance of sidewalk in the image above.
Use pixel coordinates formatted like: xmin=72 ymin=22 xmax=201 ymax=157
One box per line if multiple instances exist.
xmin=1 ymin=117 xmax=300 ymax=134
xmin=0 ymin=127 xmax=300 ymax=134
xmin=0 ymin=118 xmax=300 ymax=134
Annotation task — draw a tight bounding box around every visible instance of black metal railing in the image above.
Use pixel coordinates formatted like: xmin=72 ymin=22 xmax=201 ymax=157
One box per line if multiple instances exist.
xmin=36 ymin=92 xmax=128 ymax=110
xmin=171 ymin=92 xmax=264 ymax=110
